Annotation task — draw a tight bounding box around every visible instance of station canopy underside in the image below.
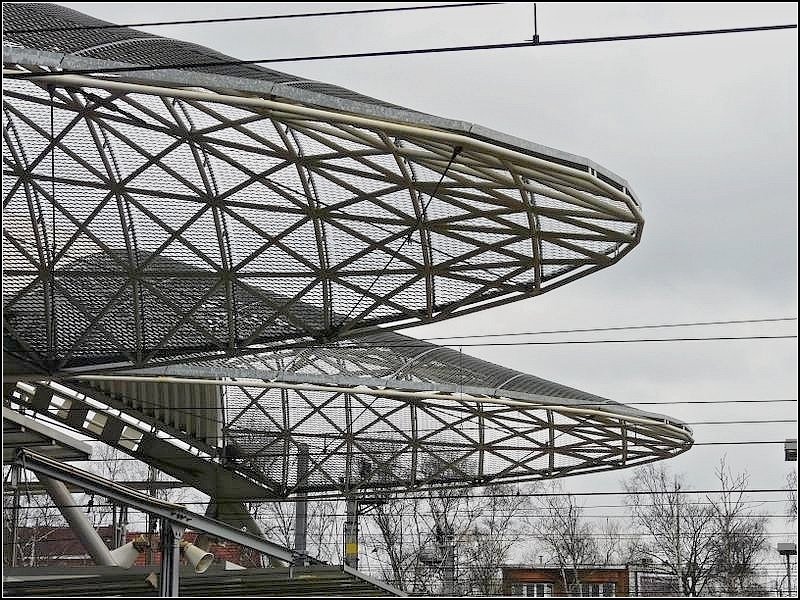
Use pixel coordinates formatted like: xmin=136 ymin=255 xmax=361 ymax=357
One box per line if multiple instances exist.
xmin=1 ymin=4 xmax=690 ymax=500
xmin=6 ymin=329 xmax=692 ymax=498
xmin=3 ymin=3 xmax=643 ymax=373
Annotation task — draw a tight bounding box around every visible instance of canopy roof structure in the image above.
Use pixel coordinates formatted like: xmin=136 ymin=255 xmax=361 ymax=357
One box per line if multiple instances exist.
xmin=3 ymin=3 xmax=643 ymax=373
xmin=2 ymin=7 xmax=694 ymax=595
xmin=7 ymin=328 xmax=692 ymax=498
xmin=0 ymin=2 xmax=691 ymax=501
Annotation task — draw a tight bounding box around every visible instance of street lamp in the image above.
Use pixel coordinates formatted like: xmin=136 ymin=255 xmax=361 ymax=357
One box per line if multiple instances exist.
xmin=778 ymin=543 xmax=797 ymax=597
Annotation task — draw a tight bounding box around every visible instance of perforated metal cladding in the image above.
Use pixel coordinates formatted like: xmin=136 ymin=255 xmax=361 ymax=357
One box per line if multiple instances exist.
xmin=201 ymin=330 xmax=622 ymax=409
xmin=92 ymin=329 xmax=690 ymax=494
xmin=211 ymin=380 xmax=685 ymax=494
xmin=3 ymin=76 xmax=639 ymax=371
xmin=4 ymin=4 xmax=643 ymax=372
xmin=5 ymin=323 xmax=690 ymax=495
xmin=2 ymin=3 xmax=408 ymax=110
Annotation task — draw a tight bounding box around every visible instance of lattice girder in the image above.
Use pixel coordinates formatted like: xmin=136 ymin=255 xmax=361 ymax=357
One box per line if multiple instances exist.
xmin=4 ymin=3 xmax=643 ymax=372
xmin=4 ymin=328 xmax=692 ymax=498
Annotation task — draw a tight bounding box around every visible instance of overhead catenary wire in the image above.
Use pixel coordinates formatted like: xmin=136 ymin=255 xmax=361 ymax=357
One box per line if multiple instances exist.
xmin=5 ymin=503 xmax=796 ymax=520
xmin=2 ymin=487 xmax=792 ymax=511
xmin=4 ymin=480 xmax=795 ymax=505
xmin=8 ymin=389 xmax=798 ymax=437
xmin=7 ymin=389 xmax=798 ymax=446
xmin=2 ymin=3 xmax=502 ymax=33
xmin=9 ymin=394 xmax=796 ymax=409
xmin=4 ymin=531 xmax=797 ymax=548
xmin=2 ymin=439 xmax=787 ymax=466
xmin=310 ymin=334 xmax=797 ymax=348
xmin=9 ymin=24 xmax=798 ymax=79
xmin=415 ymin=317 xmax=798 ymax=341
xmin=5 ymin=489 xmax=795 ymax=522
xmin=3 ymin=421 xmax=796 ymax=451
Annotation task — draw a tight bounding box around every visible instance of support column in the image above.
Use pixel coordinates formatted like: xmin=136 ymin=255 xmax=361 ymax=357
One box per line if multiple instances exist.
xmin=159 ymin=520 xmax=184 ymax=597
xmin=9 ymin=465 xmax=20 ymax=567
xmin=111 ymin=503 xmax=127 ymax=549
xmin=343 ymin=495 xmax=359 ymax=568
xmin=442 ymin=527 xmax=455 ymax=596
xmin=146 ymin=465 xmax=157 ymax=566
xmin=293 ymin=443 xmax=309 ymax=565
xmin=37 ymin=474 xmax=116 ymax=566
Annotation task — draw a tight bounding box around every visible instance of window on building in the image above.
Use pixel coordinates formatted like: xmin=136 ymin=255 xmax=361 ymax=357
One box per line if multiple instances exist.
xmin=524 ymin=583 xmax=553 ymax=597
xmin=575 ymin=582 xmax=616 ymax=597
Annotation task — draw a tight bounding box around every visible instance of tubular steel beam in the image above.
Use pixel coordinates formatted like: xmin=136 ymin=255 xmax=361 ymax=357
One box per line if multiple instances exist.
xmin=14 ymin=448 xmax=308 ymax=565
xmin=37 ymin=474 xmax=117 ymax=566
xmin=69 ymin=374 xmax=692 ymax=441
xmin=293 ymin=443 xmax=309 ymax=563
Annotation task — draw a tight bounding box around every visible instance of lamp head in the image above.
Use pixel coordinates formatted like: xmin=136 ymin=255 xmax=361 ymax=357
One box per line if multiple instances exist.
xmin=180 ymin=540 xmax=215 ymax=573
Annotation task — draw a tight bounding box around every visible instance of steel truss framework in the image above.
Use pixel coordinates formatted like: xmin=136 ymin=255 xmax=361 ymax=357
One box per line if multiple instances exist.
xmin=3 ymin=3 xmax=642 ymax=373
xmin=6 ymin=329 xmax=692 ymax=498
xmin=1 ymin=4 xmax=690 ymax=501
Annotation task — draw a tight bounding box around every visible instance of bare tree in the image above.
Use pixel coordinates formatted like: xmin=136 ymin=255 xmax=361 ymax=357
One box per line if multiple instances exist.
xmin=462 ymin=484 xmax=530 ymax=595
xmin=250 ymin=500 xmax=294 ymax=549
xmin=370 ymin=494 xmax=431 ymax=592
xmin=787 ymin=469 xmax=798 ymax=523
xmin=306 ymin=500 xmax=341 ymax=563
xmin=525 ymin=481 xmax=600 ymax=595
xmin=2 ymin=465 xmax=67 ymax=567
xmin=624 ymin=464 xmax=722 ymax=597
xmin=249 ymin=498 xmax=342 ymax=564
xmin=366 ymin=454 xmax=530 ymax=595
xmin=707 ymin=458 xmax=768 ymax=595
xmin=596 ymin=517 xmax=644 ymax=566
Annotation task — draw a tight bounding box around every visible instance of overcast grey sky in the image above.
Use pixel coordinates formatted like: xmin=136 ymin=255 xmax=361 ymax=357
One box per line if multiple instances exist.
xmin=54 ymin=0 xmax=796 ymax=527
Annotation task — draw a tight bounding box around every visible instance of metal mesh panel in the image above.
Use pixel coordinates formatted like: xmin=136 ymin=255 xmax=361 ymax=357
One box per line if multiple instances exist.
xmin=2 ymin=3 xmax=408 ymax=110
xmin=6 ymin=322 xmax=692 ymax=496
xmin=4 ymin=4 xmax=643 ymax=373
xmin=53 ymin=328 xmax=687 ymax=495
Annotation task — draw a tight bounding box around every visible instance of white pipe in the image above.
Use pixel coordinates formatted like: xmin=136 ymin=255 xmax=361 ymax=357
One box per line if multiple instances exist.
xmin=37 ymin=475 xmax=117 ymax=566
xmin=68 ymin=374 xmax=692 ymax=442
xmin=1 ymin=69 xmax=638 ymax=220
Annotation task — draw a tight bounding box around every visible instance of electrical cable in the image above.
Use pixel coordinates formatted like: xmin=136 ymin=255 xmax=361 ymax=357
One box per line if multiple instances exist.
xmin=416 ymin=317 xmax=798 ymax=341
xmin=313 ymin=334 xmax=797 ymax=348
xmin=5 ymin=531 xmax=797 ymax=547
xmin=8 ymin=24 xmax=797 ymax=79
xmin=6 ymin=391 xmax=797 ymax=451
xmin=3 ymin=3 xmax=502 ymax=34
xmin=13 ymin=439 xmax=788 ymax=462
xmin=2 ymin=501 xmax=795 ymax=519
xmin=3 ymin=492 xmax=791 ymax=511
xmin=10 ymin=394 xmax=797 ymax=411
xmin=3 ymin=418 xmax=795 ymax=447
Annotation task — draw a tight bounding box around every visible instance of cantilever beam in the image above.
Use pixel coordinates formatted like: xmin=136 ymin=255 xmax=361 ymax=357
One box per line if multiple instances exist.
xmin=13 ymin=448 xmax=306 ymax=565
